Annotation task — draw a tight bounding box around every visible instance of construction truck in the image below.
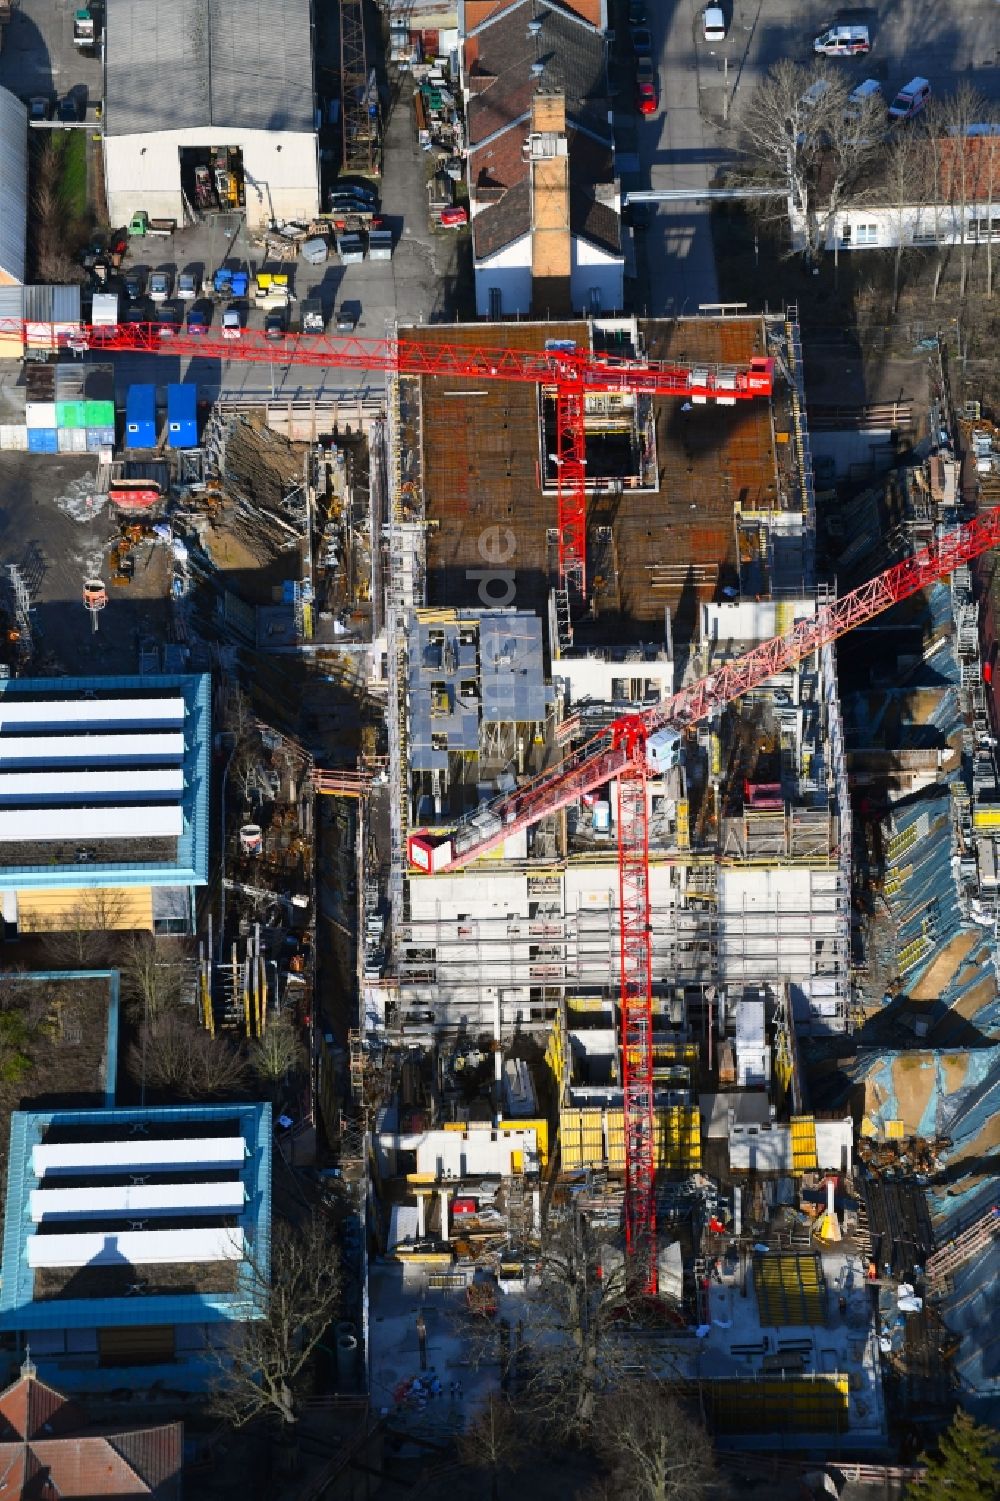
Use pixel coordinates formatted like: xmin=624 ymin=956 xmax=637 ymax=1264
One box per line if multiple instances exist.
xmin=73 ymin=7 xmax=96 ymax=48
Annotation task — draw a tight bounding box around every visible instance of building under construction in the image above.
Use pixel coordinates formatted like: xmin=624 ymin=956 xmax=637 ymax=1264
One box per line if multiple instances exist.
xmin=349 ymin=311 xmax=890 ymax=1453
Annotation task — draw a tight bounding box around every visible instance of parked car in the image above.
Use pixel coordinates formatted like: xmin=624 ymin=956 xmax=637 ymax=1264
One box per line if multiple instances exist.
xmin=148 ymin=270 xmax=171 ymax=303
xmin=702 ymin=5 xmax=727 ymax=41
xmin=846 ymin=78 xmax=882 ymax=117
xmin=124 ymin=269 xmax=145 ymax=300
xmin=28 ymin=96 xmax=52 ymax=121
xmin=888 ymin=76 xmax=931 ymax=120
xmin=264 ymin=309 xmax=286 ymax=341
xmin=177 ymin=272 xmax=198 ymax=300
xmin=636 ymin=60 xmax=658 ymax=115
xmin=187 ymin=303 xmax=210 ymax=334
xmin=813 ymin=24 xmax=870 ymax=56
xmin=439 ymin=205 xmax=468 ymax=228
xmin=630 ymin=25 xmax=652 ymax=56
xmin=155 ymin=303 xmax=181 ymax=339
xmin=57 ymin=93 xmax=82 ymax=123
xmin=628 ymin=0 xmax=647 ymax=22
xmin=122 ymin=298 xmax=151 ymax=325
xmin=335 ymin=177 xmax=378 ymax=201
xmin=335 ymin=306 xmax=357 ymax=332
xmin=222 ymin=307 xmax=242 ymax=341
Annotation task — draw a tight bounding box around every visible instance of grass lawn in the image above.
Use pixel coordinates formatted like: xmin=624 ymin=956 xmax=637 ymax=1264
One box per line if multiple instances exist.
xmin=54 ymin=130 xmax=88 ymax=221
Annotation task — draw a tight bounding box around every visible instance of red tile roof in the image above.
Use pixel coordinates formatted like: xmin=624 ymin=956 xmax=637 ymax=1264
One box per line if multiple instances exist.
xmin=0 ymin=1372 xmax=182 ymax=1501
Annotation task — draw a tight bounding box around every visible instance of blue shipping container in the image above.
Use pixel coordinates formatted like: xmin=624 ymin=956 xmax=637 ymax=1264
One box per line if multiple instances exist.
xmin=85 ymin=428 xmax=115 ymax=452
xmin=166 ymin=382 xmax=198 ymax=449
xmin=125 ymin=384 xmax=157 ymax=449
xmin=27 ymin=427 xmax=58 ymax=454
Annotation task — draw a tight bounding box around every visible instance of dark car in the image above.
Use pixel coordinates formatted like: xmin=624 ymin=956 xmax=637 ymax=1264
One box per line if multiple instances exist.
xmin=264 ymin=309 xmax=286 ymax=341
xmin=187 ymin=302 xmax=210 ymax=335
xmin=155 ymin=302 xmax=181 ymax=339
xmin=124 ymin=269 xmax=145 ymax=301
xmin=335 ymin=306 xmax=357 ymax=332
xmin=631 ymin=25 xmax=653 ymax=56
xmin=123 ymin=298 xmax=151 ymax=325
xmin=628 ymin=0 xmax=647 ymax=21
xmin=57 ymin=93 xmax=82 ymax=123
xmin=28 ymin=96 xmax=52 ymax=121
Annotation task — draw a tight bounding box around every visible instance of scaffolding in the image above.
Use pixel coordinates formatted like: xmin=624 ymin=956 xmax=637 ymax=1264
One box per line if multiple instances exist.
xmin=340 ymin=0 xmax=379 ymax=175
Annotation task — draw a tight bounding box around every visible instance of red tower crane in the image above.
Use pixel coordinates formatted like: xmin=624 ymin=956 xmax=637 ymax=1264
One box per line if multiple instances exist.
xmin=1 ymin=319 xmax=774 ymax=601
xmin=409 ymin=507 xmax=1000 ymax=1293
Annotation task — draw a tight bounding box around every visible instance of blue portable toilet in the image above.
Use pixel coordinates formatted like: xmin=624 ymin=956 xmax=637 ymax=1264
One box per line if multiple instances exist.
xmin=166 ymin=383 xmax=198 ymax=449
xmin=125 ymin=384 xmax=156 ymax=449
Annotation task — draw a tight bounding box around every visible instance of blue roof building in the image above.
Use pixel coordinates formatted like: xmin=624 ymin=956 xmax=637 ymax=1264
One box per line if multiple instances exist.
xmin=0 ymin=673 xmax=210 ymax=936
xmin=0 ymin=1103 xmax=271 ymax=1391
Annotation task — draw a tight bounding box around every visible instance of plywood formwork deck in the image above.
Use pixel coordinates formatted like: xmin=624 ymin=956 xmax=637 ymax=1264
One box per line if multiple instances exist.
xmin=409 ymin=317 xmax=780 ymax=636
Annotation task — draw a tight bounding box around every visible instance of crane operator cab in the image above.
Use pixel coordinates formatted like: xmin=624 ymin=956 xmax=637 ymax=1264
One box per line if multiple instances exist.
xmin=645 ymin=728 xmax=682 ymax=774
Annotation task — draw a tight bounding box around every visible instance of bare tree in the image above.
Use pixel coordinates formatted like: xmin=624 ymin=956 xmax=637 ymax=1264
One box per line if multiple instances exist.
xmin=738 ymin=60 xmax=883 ymax=262
xmin=456 ymin=1392 xmax=523 ymax=1501
xmin=120 ymin=932 xmax=189 ymax=1024
xmin=132 ymin=1009 xmax=249 ymax=1099
xmin=39 ymin=889 xmax=129 ymax=969
xmin=250 ymin=1013 xmax=307 ymax=1096
xmin=210 ymin=1215 xmax=341 ymax=1428
xmin=931 ymin=84 xmax=988 ymax=297
xmin=872 ymin=126 xmax=927 ymax=313
xmin=590 ymin=1381 xmax=720 ymax=1501
xmin=506 ymin=1213 xmax=632 ymax=1437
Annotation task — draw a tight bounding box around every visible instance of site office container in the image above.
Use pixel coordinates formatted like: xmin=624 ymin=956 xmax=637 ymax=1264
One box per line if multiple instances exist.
xmin=57 ymin=427 xmax=88 ymax=454
xmin=25 ymin=403 xmax=57 ymax=429
xmin=27 ymin=428 xmax=58 ymax=454
xmin=166 ymin=383 xmax=198 ymax=449
xmin=125 ymin=384 xmax=157 ymax=449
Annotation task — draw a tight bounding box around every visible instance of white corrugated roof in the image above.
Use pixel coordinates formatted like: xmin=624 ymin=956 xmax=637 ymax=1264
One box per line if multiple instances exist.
xmin=0 ymin=804 xmax=183 ymax=841
xmin=0 ymin=88 xmax=27 ymax=285
xmin=33 ymin=1135 xmax=247 ymax=1176
xmin=30 ymin=1181 xmax=247 ymax=1221
xmin=0 ymin=769 xmax=184 ymax=799
xmin=26 ymin=1226 xmax=245 ymax=1268
xmin=0 ymin=732 xmax=186 ymax=764
xmin=0 ymin=696 xmax=185 ymax=729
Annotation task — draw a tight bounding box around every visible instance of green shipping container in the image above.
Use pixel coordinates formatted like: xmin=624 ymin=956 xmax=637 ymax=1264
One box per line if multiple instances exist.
xmin=56 ymin=401 xmax=88 ymax=429
xmin=84 ymin=400 xmax=115 ymax=427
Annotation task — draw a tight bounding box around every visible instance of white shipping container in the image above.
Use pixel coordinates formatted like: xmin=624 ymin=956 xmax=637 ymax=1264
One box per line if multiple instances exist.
xmin=57 ymin=427 xmax=87 ymax=454
xmin=0 ymin=425 xmax=28 ymax=451
xmin=26 ymin=403 xmax=57 ymax=430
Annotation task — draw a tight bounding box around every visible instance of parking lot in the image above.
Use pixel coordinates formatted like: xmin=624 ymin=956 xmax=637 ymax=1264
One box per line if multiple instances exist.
xmin=0 ymin=0 xmax=102 ymax=113
xmin=100 ymin=78 xmax=467 ymax=402
xmin=628 ymin=0 xmax=1000 ymax=315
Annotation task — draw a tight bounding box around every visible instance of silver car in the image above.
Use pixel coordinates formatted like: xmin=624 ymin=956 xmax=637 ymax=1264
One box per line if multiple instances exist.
xmin=148 ymin=271 xmax=171 ymax=303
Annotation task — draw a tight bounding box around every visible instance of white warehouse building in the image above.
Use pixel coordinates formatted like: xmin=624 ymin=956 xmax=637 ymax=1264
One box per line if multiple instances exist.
xmin=103 ymin=0 xmax=320 ymax=229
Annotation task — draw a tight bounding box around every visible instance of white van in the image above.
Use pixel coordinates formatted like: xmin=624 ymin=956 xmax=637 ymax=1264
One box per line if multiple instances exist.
xmin=846 ymin=78 xmax=882 ymax=116
xmin=888 ymin=77 xmax=931 ymax=121
xmin=814 ymin=24 xmax=870 ymax=56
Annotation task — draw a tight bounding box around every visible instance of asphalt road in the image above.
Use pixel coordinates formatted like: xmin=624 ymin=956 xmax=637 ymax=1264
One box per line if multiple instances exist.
xmin=635 ymin=0 xmax=1000 ymax=315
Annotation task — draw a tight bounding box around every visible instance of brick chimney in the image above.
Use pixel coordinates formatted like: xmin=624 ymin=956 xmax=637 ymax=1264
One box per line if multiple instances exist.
xmin=529 ymin=92 xmax=571 ymax=317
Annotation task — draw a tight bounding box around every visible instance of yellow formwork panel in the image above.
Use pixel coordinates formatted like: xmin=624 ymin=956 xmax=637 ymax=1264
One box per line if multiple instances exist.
xmin=567 ymin=997 xmax=608 ymax=1013
xmin=790 ymin=1115 xmax=818 ymax=1171
xmin=704 ymin=1375 xmax=849 ymax=1434
xmin=560 ymin=1108 xmax=584 ymax=1170
xmin=884 ymin=1119 xmax=905 ymax=1140
xmin=676 ymin=799 xmax=690 ymax=850
xmin=973 ymin=808 xmax=1000 ymax=828
xmin=606 ymin=1110 xmax=626 ymax=1170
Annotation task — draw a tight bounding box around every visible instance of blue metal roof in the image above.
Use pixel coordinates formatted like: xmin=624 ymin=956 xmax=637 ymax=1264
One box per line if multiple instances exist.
xmin=0 ymin=1102 xmax=270 ymax=1331
xmin=0 ymin=673 xmax=210 ymax=889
